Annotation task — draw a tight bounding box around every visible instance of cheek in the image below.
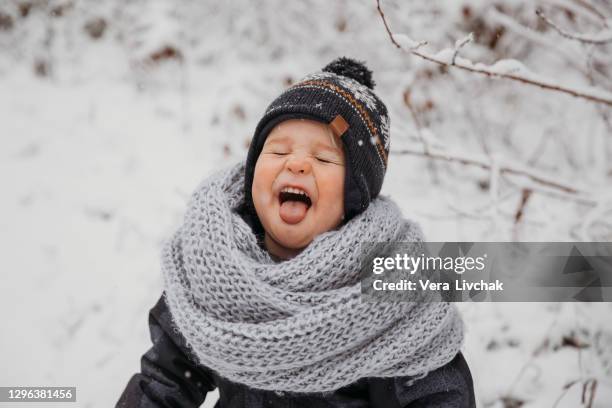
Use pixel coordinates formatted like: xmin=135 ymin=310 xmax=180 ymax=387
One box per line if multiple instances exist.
xmin=252 ymin=159 xmax=278 ymax=205
xmin=316 ymin=168 xmax=345 ymax=210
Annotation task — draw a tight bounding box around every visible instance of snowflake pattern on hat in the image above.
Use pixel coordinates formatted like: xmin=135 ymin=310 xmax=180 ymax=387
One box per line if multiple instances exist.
xmin=302 ymin=72 xmax=379 ymax=112
xmin=380 ymin=115 xmax=390 ymax=149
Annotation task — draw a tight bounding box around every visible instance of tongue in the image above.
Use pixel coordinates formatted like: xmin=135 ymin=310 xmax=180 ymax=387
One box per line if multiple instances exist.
xmin=279 ymin=201 xmax=308 ymax=224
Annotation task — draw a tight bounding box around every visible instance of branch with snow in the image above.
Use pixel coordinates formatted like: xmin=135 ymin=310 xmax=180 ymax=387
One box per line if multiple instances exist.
xmin=536 ymin=8 xmax=612 ymax=45
xmin=375 ymin=0 xmax=612 ymax=107
xmin=486 ymin=7 xmax=588 ymax=72
xmin=487 ymin=6 xmax=612 ymax=89
xmin=390 ymin=145 xmax=593 ymax=197
xmin=452 ymin=33 xmax=474 ymax=65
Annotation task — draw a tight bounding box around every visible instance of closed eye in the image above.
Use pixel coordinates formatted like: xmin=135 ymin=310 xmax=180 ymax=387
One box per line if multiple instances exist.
xmin=316 ymin=156 xmax=343 ymax=165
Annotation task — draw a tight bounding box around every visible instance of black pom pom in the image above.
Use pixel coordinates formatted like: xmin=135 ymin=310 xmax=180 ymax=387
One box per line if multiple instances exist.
xmin=322 ymin=57 xmax=375 ymax=89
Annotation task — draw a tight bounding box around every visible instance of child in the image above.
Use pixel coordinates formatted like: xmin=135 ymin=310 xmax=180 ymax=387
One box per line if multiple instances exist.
xmin=117 ymin=57 xmax=475 ymax=407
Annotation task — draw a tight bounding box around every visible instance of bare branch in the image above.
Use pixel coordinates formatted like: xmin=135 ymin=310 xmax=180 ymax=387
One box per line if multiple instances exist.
xmin=390 ymin=146 xmax=590 ymax=195
xmin=503 ymin=174 xmax=598 ymax=206
xmin=541 ymin=0 xmax=608 ymax=26
xmin=536 ymin=8 xmax=612 ymax=44
xmin=514 ymin=188 xmax=533 ymax=225
xmin=584 ymin=378 xmax=597 ymax=408
xmin=571 ymin=0 xmax=610 ymax=25
xmin=553 ymin=377 xmax=598 ymax=408
xmin=375 ymin=0 xmax=402 ymax=49
xmin=375 ymin=0 xmax=612 ymax=107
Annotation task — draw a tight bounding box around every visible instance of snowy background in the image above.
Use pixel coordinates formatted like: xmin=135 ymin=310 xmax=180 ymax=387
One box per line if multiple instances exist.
xmin=1 ymin=0 xmax=612 ymax=407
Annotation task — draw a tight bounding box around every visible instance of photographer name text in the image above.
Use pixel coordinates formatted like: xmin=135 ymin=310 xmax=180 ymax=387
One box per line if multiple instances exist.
xmin=372 ymin=279 xmax=503 ymax=291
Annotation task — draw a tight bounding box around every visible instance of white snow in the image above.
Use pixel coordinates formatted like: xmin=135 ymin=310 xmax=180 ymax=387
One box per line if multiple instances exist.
xmin=1 ymin=1 xmax=612 ymax=407
xmin=487 ymin=59 xmax=529 ymax=75
xmin=432 ymin=48 xmax=456 ymax=64
xmin=393 ymin=33 xmax=425 ymax=49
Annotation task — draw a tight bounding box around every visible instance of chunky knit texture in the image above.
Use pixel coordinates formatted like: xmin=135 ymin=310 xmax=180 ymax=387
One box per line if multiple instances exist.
xmin=161 ymin=162 xmax=464 ymax=393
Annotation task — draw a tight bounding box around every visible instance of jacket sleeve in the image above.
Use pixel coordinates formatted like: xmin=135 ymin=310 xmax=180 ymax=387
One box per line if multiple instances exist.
xmin=116 ymin=293 xmax=216 ymax=408
xmin=397 ymin=352 xmax=475 ymax=408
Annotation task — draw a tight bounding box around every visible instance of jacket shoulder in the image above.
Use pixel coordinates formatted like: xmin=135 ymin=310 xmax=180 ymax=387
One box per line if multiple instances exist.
xmin=115 ymin=293 xmax=217 ymax=407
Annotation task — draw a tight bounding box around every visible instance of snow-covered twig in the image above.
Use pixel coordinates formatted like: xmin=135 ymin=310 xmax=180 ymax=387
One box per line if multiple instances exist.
xmin=536 ymin=8 xmax=612 ymax=44
xmin=452 ymin=33 xmax=473 ymax=65
xmin=375 ymin=0 xmax=612 ymax=107
xmin=488 ymin=7 xmax=612 ymax=91
xmin=390 ymin=145 xmax=590 ymax=196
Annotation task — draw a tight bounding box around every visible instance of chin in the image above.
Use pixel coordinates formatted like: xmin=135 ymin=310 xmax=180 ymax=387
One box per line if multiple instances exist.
xmin=272 ymin=225 xmax=313 ymax=249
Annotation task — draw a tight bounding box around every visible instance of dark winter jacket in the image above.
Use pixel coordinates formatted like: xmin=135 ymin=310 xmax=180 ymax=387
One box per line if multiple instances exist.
xmin=116 ymin=293 xmax=476 ymax=408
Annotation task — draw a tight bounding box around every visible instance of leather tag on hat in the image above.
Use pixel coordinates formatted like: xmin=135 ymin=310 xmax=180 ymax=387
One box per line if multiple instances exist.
xmin=329 ymin=114 xmax=349 ymax=137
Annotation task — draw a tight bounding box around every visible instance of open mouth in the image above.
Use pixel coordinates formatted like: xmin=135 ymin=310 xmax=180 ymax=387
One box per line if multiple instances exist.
xmin=278 ymin=186 xmax=312 ymax=224
xmin=279 ymin=187 xmax=312 ymax=208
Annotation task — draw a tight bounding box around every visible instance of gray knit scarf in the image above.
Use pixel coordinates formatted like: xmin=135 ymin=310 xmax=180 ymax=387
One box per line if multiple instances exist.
xmin=161 ymin=162 xmax=464 ymax=393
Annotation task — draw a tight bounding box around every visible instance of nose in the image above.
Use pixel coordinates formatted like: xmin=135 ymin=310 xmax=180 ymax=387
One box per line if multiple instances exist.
xmin=286 ymin=155 xmax=312 ymax=174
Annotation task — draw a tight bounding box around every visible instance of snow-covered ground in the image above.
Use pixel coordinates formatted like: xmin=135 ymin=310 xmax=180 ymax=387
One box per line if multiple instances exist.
xmin=1 ymin=1 xmax=612 ymax=407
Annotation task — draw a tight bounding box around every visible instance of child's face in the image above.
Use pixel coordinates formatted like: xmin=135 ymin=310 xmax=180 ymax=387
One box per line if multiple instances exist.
xmin=252 ymin=118 xmax=345 ymax=259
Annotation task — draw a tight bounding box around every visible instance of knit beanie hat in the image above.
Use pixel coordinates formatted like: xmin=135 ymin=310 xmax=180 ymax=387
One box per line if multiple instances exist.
xmin=244 ymin=57 xmax=391 ymax=225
